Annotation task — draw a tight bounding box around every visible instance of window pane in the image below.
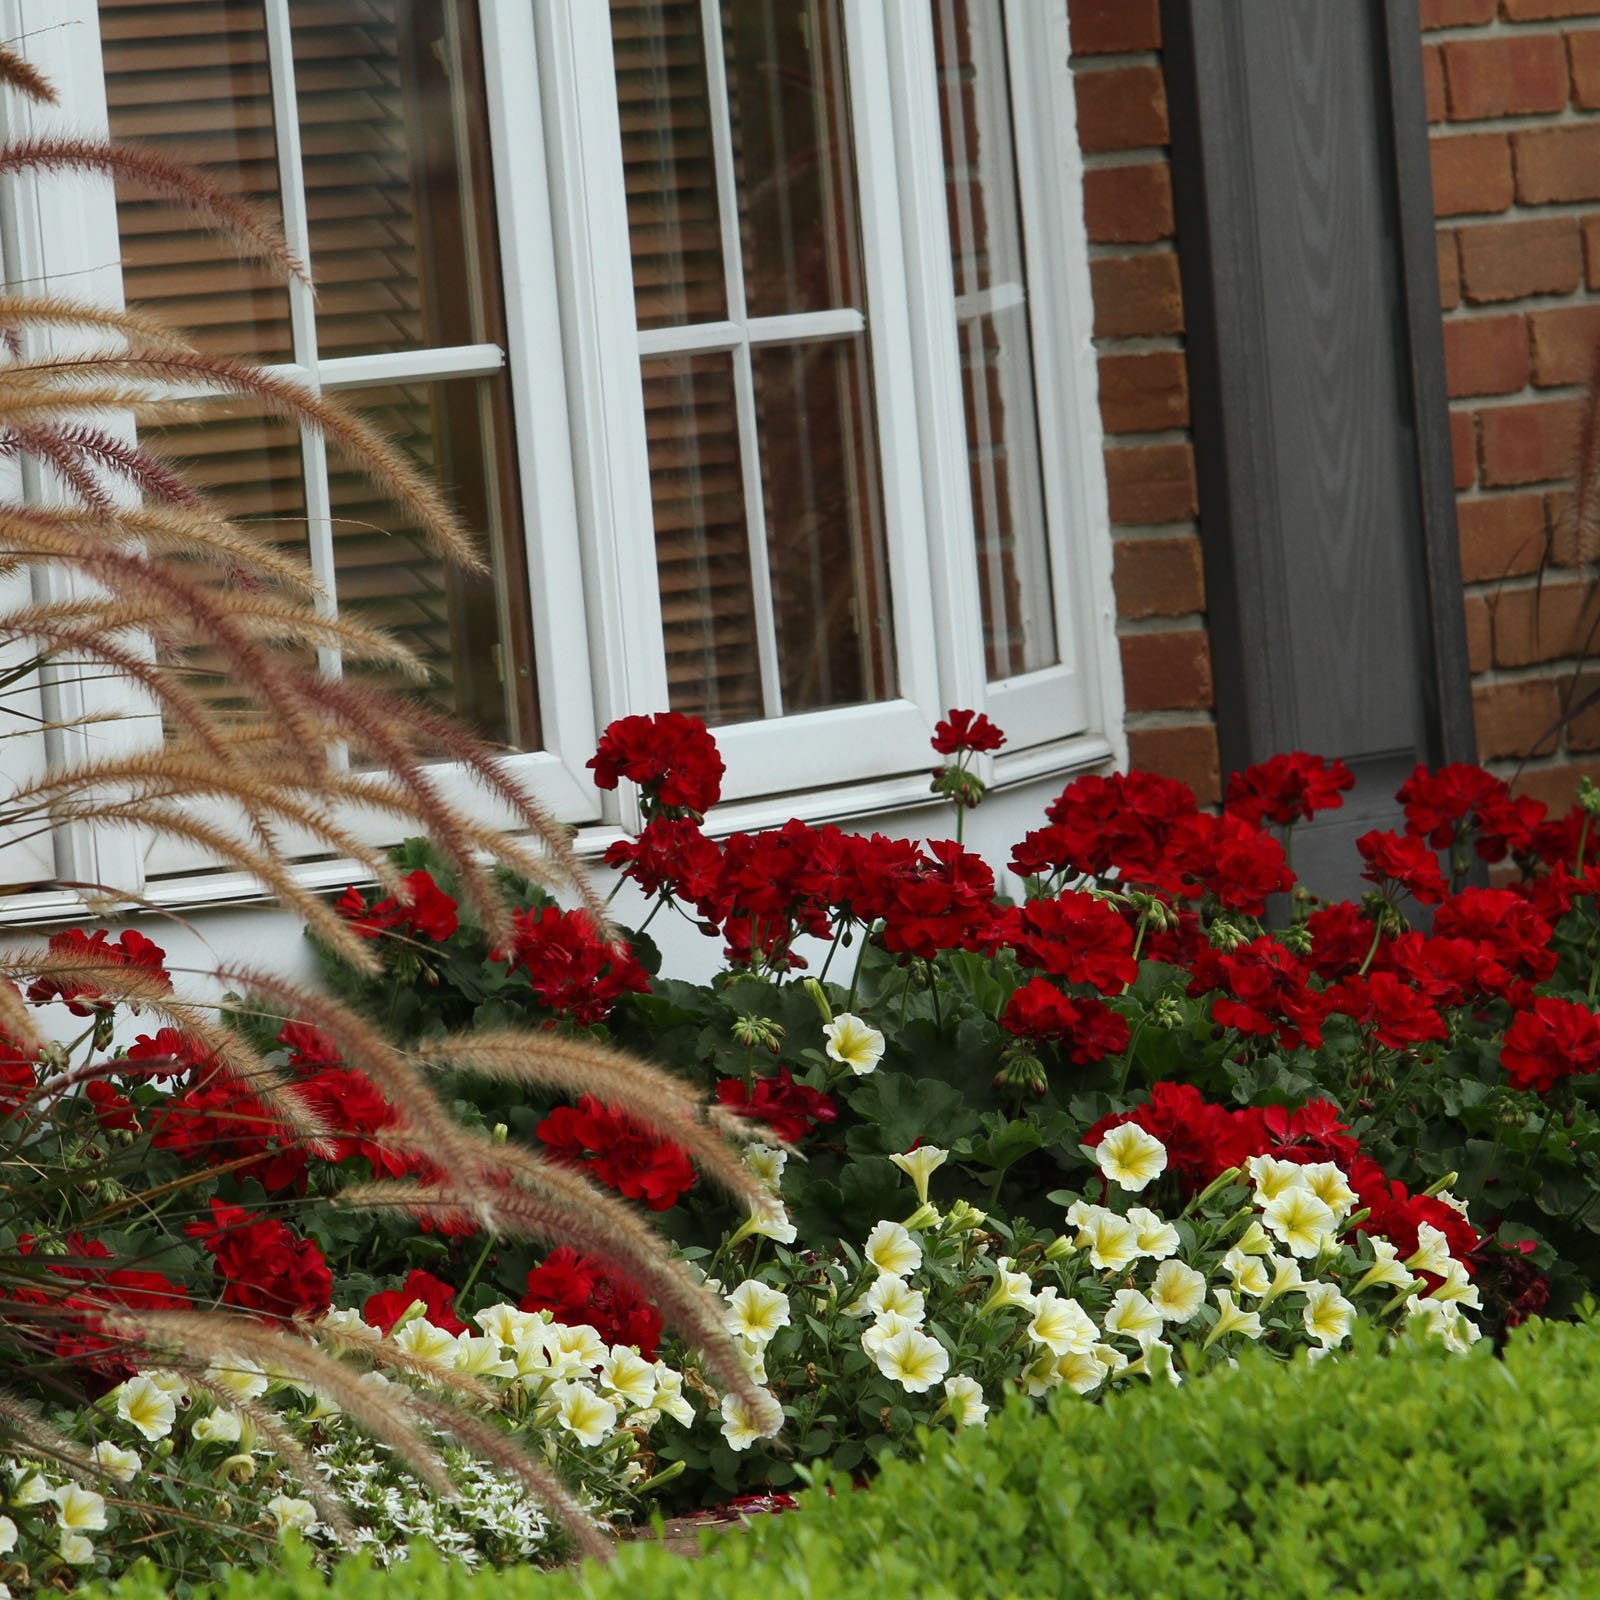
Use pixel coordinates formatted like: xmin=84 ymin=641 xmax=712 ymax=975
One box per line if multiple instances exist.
xmin=613 ymin=1 xmax=727 ymax=329
xmin=641 ymin=354 xmax=760 ymax=725
xmin=100 ymin=0 xmax=293 ymax=362
xmin=723 ymin=0 xmax=865 ymax=320
xmin=753 ymin=337 xmax=894 ymax=713
xmin=327 ymin=376 xmax=535 ymax=747
xmin=295 ymin=1 xmax=506 ymax=357
xmin=933 ymin=0 xmax=1058 ymax=680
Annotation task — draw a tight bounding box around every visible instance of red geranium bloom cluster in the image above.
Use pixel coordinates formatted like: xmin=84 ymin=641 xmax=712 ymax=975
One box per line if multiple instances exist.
xmin=875 ymin=839 xmax=997 ymax=959
xmin=521 ymin=1247 xmax=663 ymax=1358
xmin=716 ymin=820 xmax=839 ymax=970
xmin=1012 ymin=771 xmax=1199 ymax=884
xmin=1357 ymin=830 xmax=1450 ymax=906
xmin=716 ymin=1066 xmax=837 ymax=1144
xmin=364 ymin=1268 xmax=468 ymax=1336
xmin=1500 ymin=995 xmax=1600 ymax=1094
xmin=28 ymin=929 xmax=171 ymax=1015
xmin=588 ymin=712 xmax=724 ymax=816
xmin=1397 ymin=762 xmax=1544 ymax=864
xmin=1431 ymin=889 xmax=1557 ymax=988
xmin=497 ymin=905 xmax=651 ymax=1026
xmin=1000 ymin=977 xmax=1129 ymax=1065
xmin=335 ymin=869 xmax=459 ymax=943
xmin=186 ymin=1198 xmax=332 ymax=1322
xmin=1225 ymin=752 xmax=1354 ymax=827
xmin=1188 ymin=938 xmax=1327 ymax=1050
xmin=536 ymin=1094 xmax=696 ymax=1210
xmin=1347 ymin=1156 xmax=1479 ymax=1266
xmin=605 ymin=817 xmax=727 ymax=924
xmin=931 ymin=709 xmax=1006 ymax=756
xmin=1166 ymin=811 xmax=1294 ymax=914
xmin=996 ymin=892 xmax=1137 ymax=994
xmin=1322 ymin=970 xmax=1450 ymax=1050
xmin=0 ymin=1034 xmax=36 ymax=1117
xmin=1087 ymin=1083 xmax=1267 ymax=1188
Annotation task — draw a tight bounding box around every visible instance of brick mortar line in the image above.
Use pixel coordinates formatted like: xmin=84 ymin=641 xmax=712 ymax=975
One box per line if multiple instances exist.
xmin=1093 ymin=333 xmax=1186 ymax=354
xmin=1080 ymin=150 xmax=1171 ymax=173
xmin=1086 ymin=240 xmax=1177 ymax=259
xmin=1424 ymin=17 xmax=1600 ymax=42
xmin=1103 ymin=426 xmax=1191 ymax=447
xmin=1110 ymin=520 xmax=1201 ymax=540
xmin=1470 ymin=659 xmax=1600 ymax=687
xmin=1462 ymin=569 xmax=1597 ymax=594
xmin=1115 ymin=614 xmax=1208 ymax=635
xmin=1449 ymin=381 xmax=1587 ymax=402
xmin=1447 ymin=195 xmax=1600 ymax=223
xmin=1121 ymin=710 xmax=1217 ymax=729
xmin=1068 ymin=51 xmax=1163 ymax=74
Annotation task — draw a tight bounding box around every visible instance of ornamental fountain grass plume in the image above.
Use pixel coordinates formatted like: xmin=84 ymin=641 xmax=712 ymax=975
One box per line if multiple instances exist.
xmin=0 ymin=46 xmax=778 ymax=1561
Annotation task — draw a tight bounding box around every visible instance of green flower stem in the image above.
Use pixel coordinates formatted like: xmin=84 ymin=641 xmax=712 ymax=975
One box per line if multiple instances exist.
xmin=454 ymin=1230 xmax=499 ymax=1304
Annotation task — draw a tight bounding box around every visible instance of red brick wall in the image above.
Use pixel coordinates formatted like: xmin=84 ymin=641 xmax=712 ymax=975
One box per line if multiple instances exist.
xmin=1426 ymin=0 xmax=1600 ymax=808
xmin=1067 ymin=0 xmax=1217 ymax=803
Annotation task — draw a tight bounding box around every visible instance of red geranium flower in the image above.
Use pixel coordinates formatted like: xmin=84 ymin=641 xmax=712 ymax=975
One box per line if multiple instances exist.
xmin=186 ymin=1199 xmax=332 ymax=1322
xmin=522 ymin=1247 xmax=663 ymax=1358
xmin=715 ymin=1067 xmax=837 ymax=1144
xmin=1000 ymin=977 xmax=1130 ymax=1065
xmin=364 ymin=1269 xmax=468 ymax=1336
xmin=1500 ymin=995 xmax=1600 ymax=1094
xmin=931 ymin=709 xmax=1006 ymax=756
xmin=1225 ymin=752 xmax=1353 ymax=827
xmin=28 ymin=928 xmax=171 ymax=1015
xmin=588 ymin=712 xmax=725 ymax=815
xmin=1322 ymin=971 xmax=1449 ymax=1051
xmin=537 ymin=1095 xmax=697 ymax=1210
xmin=498 ymin=906 xmax=652 ymax=1026
xmin=995 ymin=893 xmax=1137 ymax=994
xmin=336 ymin=869 xmax=459 ymax=943
xmin=1357 ymin=830 xmax=1449 ymax=906
xmin=1189 ymin=938 xmax=1327 ymax=1050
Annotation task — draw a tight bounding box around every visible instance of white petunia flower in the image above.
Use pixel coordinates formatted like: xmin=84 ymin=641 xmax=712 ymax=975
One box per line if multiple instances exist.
xmin=1246 ymin=1155 xmax=1308 ymax=1205
xmin=724 ymin=1280 xmax=792 ymax=1346
xmin=265 ymin=1496 xmax=318 ymax=1535
xmin=718 ymin=1394 xmax=770 ymax=1452
xmin=192 ymin=1409 xmax=243 ymax=1446
xmin=453 ymin=1333 xmax=517 ymax=1379
xmin=1234 ymin=1220 xmax=1273 ymax=1256
xmin=88 ymin=1442 xmax=140 ymax=1484
xmin=205 ymin=1357 xmax=269 ymax=1404
xmin=650 ymin=1365 xmax=697 ymax=1428
xmin=1261 ymin=1187 xmax=1338 ymax=1259
xmin=861 ymin=1310 xmax=919 ymax=1357
xmin=1126 ymin=1206 xmax=1180 ymax=1260
xmin=1065 ymin=1204 xmax=1141 ymax=1273
xmin=889 ymin=1145 xmax=949 ymax=1205
xmin=0 ymin=1516 xmax=14 ymax=1554
xmin=1095 ymin=1124 xmax=1168 ymax=1192
xmin=599 ymin=1347 xmax=658 ymax=1410
xmin=858 ymin=1274 xmax=925 ymax=1323
xmin=1052 ymin=1349 xmax=1107 ymax=1396
xmin=1407 ymin=1296 xmax=1481 ymax=1354
xmin=1404 ymin=1223 xmax=1454 ymax=1279
xmin=745 ymin=1143 xmax=788 ymax=1189
xmin=53 ymin=1483 xmax=107 ymax=1532
xmin=57 ymin=1532 xmax=94 ymax=1565
xmin=1259 ymin=1253 xmax=1305 ymax=1307
xmin=823 ymin=1013 xmax=885 ymax=1076
xmin=1103 ymin=1288 xmax=1164 ymax=1348
xmin=1301 ymin=1281 xmax=1356 ymax=1348
xmin=1297 ymin=1162 xmax=1357 ymax=1220
xmin=1026 ymin=1287 xmax=1098 ymax=1356
xmin=475 ymin=1303 xmax=544 ymax=1349
xmin=392 ymin=1317 xmax=459 ymax=1366
xmin=1223 ymin=1246 xmax=1271 ymax=1298
xmin=744 ymin=1205 xmax=798 ymax=1245
xmin=1426 ymin=1259 xmax=1483 ymax=1312
xmin=1203 ymin=1289 xmax=1264 ymax=1348
xmin=863 ymin=1220 xmax=922 ymax=1277
xmin=1149 ymin=1259 xmax=1207 ymax=1323
xmin=11 ymin=1473 xmax=50 ymax=1506
xmin=548 ymin=1381 xmax=619 ymax=1448
xmin=871 ymin=1327 xmax=950 ymax=1393
xmin=979 ymin=1259 xmax=1037 ymax=1317
xmin=1350 ymin=1238 xmax=1418 ymax=1297
xmin=550 ymin=1322 xmax=608 ymax=1370
xmin=942 ymin=1374 xmax=988 ymax=1428
xmin=116 ymin=1374 xmax=176 ymax=1441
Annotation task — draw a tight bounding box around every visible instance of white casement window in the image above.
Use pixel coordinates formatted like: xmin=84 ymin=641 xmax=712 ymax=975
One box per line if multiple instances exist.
xmin=0 ymin=0 xmax=1114 ymax=901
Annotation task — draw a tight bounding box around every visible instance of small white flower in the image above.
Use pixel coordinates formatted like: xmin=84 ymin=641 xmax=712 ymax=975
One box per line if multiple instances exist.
xmin=1234 ymin=1220 xmax=1273 ymax=1256
xmin=889 ymin=1145 xmax=949 ymax=1204
xmin=823 ymin=1013 xmax=885 ymax=1076
xmin=1426 ymin=1258 xmax=1483 ymax=1312
xmin=550 ymin=1322 xmax=608 ymax=1370
xmin=856 ymin=1274 xmax=925 ymax=1323
xmin=1065 ymin=1204 xmax=1141 ymax=1273
xmin=743 ymin=1205 xmax=798 ymax=1245
xmin=1203 ymin=1289 xmax=1264 ymax=1348
xmin=453 ymin=1333 xmax=517 ymax=1379
xmin=1053 ymin=1349 xmax=1109 ymax=1396
xmin=265 ymin=1495 xmax=318 ymax=1535
xmin=1301 ymin=1281 xmax=1356 ymax=1348
xmin=598 ymin=1347 xmax=658 ymax=1410
xmin=204 ymin=1358 xmax=268 ymax=1404
xmin=1126 ymin=1206 xmax=1180 ymax=1260
xmin=942 ymin=1374 xmax=988 ymax=1428
xmin=724 ymin=1280 xmax=792 ymax=1346
xmin=1149 ymin=1259 xmax=1207 ymax=1323
xmin=475 ymin=1303 xmax=543 ymax=1348
xmin=11 ymin=1473 xmax=50 ymax=1506
xmin=863 ymin=1220 xmax=922 ymax=1277
xmin=718 ymin=1394 xmax=770 ymax=1451
xmin=89 ymin=1442 xmax=140 ymax=1484
xmin=1259 ymin=1253 xmax=1305 ymax=1306
xmin=0 ymin=1515 xmax=16 ymax=1553
xmin=192 ymin=1409 xmax=243 ymax=1446
xmin=979 ymin=1259 xmax=1037 ymax=1317
xmin=650 ymin=1365 xmax=696 ymax=1428
xmin=1351 ymin=1238 xmax=1418 ymax=1296
xmin=861 ymin=1309 xmax=919 ymax=1356
xmin=1407 ymin=1296 xmax=1481 ymax=1354
xmin=548 ymin=1381 xmax=618 ymax=1448
xmin=116 ymin=1374 xmax=176 ymax=1441
xmin=871 ymin=1326 xmax=950 ymax=1393
xmin=1095 ymin=1124 xmax=1168 ymax=1192
xmin=53 ymin=1483 xmax=107 ymax=1532
xmin=1025 ymin=1287 xmax=1098 ymax=1356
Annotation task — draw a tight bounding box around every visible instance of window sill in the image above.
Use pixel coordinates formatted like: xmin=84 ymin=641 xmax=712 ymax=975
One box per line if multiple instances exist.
xmin=0 ymin=731 xmax=1114 ymax=926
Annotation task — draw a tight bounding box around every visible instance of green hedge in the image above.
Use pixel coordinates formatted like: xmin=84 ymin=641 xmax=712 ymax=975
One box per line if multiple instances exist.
xmin=97 ymin=1318 xmax=1600 ymax=1599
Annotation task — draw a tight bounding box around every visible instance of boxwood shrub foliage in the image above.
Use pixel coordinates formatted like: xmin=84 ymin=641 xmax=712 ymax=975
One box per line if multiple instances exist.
xmin=95 ymin=1316 xmax=1600 ymax=1600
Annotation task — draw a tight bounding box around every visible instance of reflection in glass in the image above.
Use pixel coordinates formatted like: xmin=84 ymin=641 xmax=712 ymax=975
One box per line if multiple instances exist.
xmin=641 ymin=355 xmax=759 ymax=725
xmin=752 ymin=337 xmax=893 ymax=713
xmin=933 ymin=0 xmax=1058 ymax=680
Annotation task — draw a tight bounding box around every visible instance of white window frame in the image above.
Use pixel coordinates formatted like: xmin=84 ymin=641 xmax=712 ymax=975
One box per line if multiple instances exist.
xmin=0 ymin=0 xmax=1120 ymax=912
